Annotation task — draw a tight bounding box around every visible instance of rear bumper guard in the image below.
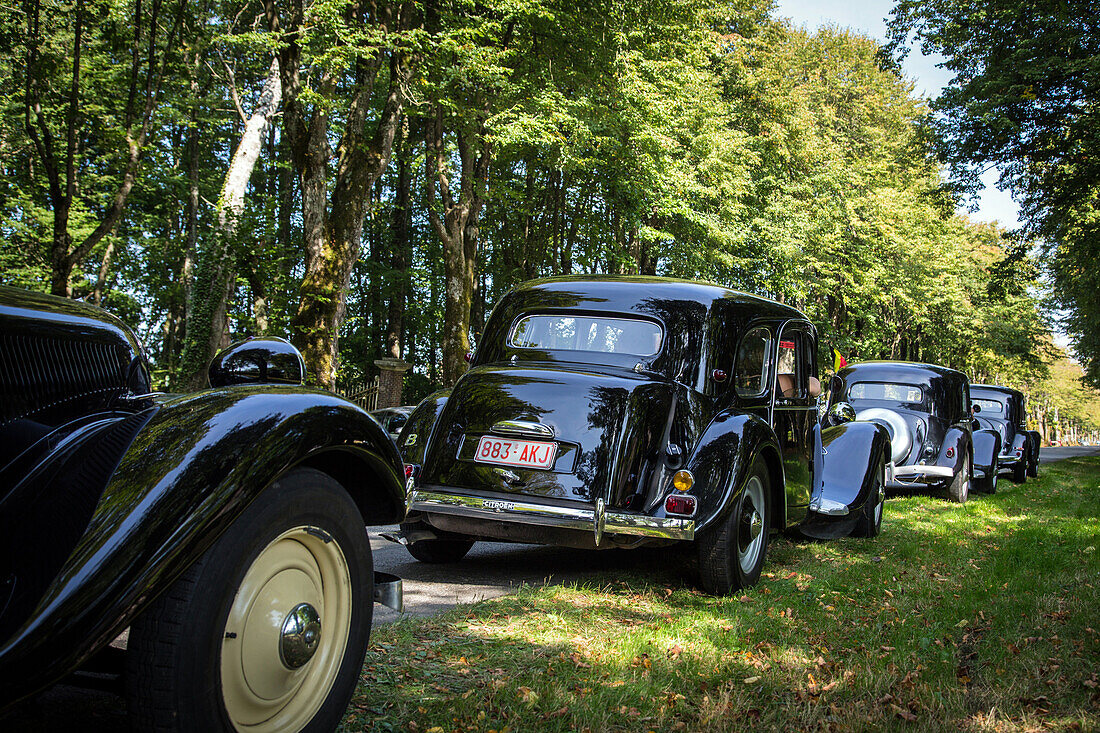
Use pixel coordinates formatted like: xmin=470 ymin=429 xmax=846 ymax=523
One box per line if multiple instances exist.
xmin=373 ymin=571 xmax=403 ymax=612
xmin=888 ymin=464 xmax=952 ymax=488
xmin=408 ymin=489 xmax=695 ymax=543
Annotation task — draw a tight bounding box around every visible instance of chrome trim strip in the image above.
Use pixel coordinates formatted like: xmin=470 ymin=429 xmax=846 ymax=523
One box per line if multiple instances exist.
xmin=490 ymin=420 xmax=555 ymax=439
xmin=809 ymin=496 xmax=849 ymax=516
xmin=893 ymin=465 xmax=953 ymax=478
xmin=410 ymin=490 xmax=695 ymax=540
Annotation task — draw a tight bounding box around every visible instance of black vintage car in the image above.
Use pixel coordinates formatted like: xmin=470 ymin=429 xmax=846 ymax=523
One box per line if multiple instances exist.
xmin=971 ymin=384 xmax=1041 ymax=482
xmin=829 ymin=361 xmax=1002 ymax=501
xmin=395 ymin=276 xmax=890 ymax=595
xmin=0 ymin=287 xmax=406 ymax=731
xmin=370 ymin=405 xmax=416 ymax=442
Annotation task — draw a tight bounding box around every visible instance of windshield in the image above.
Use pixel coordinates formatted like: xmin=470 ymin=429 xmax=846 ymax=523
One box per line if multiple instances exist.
xmin=973 ymin=398 xmax=1004 ymax=416
xmin=849 ymin=381 xmax=924 ymax=403
xmin=508 ymin=315 xmax=663 ymax=357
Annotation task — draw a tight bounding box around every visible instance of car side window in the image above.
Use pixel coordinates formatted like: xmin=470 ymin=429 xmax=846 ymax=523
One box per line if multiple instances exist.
xmin=776 ymin=332 xmax=808 ymax=399
xmin=735 ymin=326 xmax=772 ymax=397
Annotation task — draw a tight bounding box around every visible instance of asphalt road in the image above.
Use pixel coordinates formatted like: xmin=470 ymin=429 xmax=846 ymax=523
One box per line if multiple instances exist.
xmin=1038 ymin=445 xmax=1100 ymax=463
xmin=4 ymin=444 xmax=1098 ymax=730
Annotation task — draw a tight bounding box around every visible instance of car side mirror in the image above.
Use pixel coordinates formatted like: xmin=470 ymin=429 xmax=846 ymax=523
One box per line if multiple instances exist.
xmin=971 ymin=403 xmax=981 ymax=414
xmin=827 ymin=402 xmax=856 ymax=426
xmin=209 ymin=338 xmax=306 ymax=387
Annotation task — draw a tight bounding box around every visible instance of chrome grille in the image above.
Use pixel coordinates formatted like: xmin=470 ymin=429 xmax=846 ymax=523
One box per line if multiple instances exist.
xmin=0 ymin=333 xmax=129 ymax=427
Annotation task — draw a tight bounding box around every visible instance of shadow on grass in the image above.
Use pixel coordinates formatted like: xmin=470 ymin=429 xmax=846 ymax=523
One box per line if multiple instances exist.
xmin=348 ymin=458 xmax=1100 ymax=731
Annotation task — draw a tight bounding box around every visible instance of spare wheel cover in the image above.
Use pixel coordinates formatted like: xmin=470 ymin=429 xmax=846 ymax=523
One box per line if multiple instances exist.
xmin=856 ymin=407 xmax=912 ymax=464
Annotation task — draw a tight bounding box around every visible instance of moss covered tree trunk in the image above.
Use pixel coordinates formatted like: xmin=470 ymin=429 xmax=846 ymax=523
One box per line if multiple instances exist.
xmin=275 ymin=0 xmax=414 ymax=388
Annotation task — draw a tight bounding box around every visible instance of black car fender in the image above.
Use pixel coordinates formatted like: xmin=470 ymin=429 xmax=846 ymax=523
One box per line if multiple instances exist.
xmin=1027 ymin=430 xmax=1042 ymax=458
xmin=399 ymin=389 xmax=451 ymax=468
xmin=682 ymin=411 xmax=783 ymax=535
xmin=972 ymin=428 xmax=1002 ymax=475
xmin=0 ymin=385 xmax=405 ymax=707
xmin=939 ymin=427 xmax=971 ymax=475
xmin=815 ymin=420 xmax=891 ymax=510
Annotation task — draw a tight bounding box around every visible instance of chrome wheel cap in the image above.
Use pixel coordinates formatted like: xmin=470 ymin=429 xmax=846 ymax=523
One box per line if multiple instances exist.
xmin=737 ymin=476 xmax=767 ymax=574
xmin=280 ymin=603 xmax=322 ymax=669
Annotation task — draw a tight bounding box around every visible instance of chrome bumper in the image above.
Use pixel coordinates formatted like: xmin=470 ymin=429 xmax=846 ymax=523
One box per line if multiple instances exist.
xmin=408 ymin=489 xmax=695 ymax=543
xmin=893 ymin=465 xmax=954 ymax=479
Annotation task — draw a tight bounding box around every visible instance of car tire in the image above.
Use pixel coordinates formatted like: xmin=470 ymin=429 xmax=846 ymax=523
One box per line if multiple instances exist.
xmin=947 ymin=451 xmax=971 ymax=503
xmin=1027 ymin=449 xmax=1039 ymax=478
xmin=1012 ymin=455 xmax=1027 ymax=484
xmin=850 ymin=456 xmax=885 ymax=538
xmin=126 ymin=467 xmax=373 ymax=733
xmin=696 ymin=459 xmax=770 ymax=595
xmin=977 ymin=463 xmax=998 ymax=494
xmin=405 ymin=536 xmax=475 ymax=564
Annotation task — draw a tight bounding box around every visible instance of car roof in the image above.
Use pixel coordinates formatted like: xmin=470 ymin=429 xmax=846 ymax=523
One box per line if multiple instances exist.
xmin=840 ymin=360 xmax=967 ymax=383
xmin=971 ymin=384 xmax=1024 ymax=400
xmin=508 ymin=276 xmax=807 ymax=322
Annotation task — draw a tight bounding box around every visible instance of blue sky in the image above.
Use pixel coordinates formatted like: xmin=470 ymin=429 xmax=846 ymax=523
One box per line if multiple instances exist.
xmin=772 ymin=0 xmax=1022 ymax=229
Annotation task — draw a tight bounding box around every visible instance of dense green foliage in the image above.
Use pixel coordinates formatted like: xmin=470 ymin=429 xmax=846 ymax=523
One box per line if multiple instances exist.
xmin=888 ymin=0 xmax=1100 ymax=389
xmin=1 ymin=0 xmax=1097 ymax=432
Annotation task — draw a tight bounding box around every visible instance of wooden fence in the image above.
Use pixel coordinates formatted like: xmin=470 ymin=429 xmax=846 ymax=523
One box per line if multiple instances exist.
xmin=337 ymin=377 xmax=380 ymax=411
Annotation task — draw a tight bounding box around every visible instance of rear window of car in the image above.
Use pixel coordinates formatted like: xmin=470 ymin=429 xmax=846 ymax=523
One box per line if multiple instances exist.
xmin=508 ymin=315 xmax=663 ymax=356
xmin=849 ymin=382 xmax=924 ymax=403
xmin=973 ymin=398 xmax=1004 ymax=415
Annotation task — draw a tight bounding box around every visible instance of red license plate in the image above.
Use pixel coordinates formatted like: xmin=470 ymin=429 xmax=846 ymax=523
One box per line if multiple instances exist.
xmin=474 ymin=436 xmax=557 ymax=470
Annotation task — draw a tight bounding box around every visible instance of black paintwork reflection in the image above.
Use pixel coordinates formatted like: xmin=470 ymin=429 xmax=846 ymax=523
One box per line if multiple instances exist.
xmin=208 ymin=337 xmax=307 ymax=387
xmin=815 ymin=421 xmax=889 ymax=508
xmin=0 ymin=386 xmax=405 ymax=707
xmin=1 ymin=287 xmax=150 ymax=467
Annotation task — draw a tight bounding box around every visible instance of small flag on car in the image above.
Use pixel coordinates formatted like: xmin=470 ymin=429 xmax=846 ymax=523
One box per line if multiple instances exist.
xmin=833 ymin=348 xmax=848 ymax=372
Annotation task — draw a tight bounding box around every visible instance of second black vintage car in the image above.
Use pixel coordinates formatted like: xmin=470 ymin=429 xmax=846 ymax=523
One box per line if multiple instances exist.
xmin=0 ymin=286 xmax=406 ymax=731
xmin=829 ymin=361 xmax=1002 ymax=501
xmin=395 ymin=276 xmax=890 ymax=595
xmin=971 ymin=383 xmax=1041 ymax=482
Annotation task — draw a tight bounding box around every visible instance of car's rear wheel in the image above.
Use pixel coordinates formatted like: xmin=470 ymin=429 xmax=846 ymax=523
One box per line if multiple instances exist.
xmin=1011 ymin=454 xmax=1027 ymax=484
xmin=697 ymin=459 xmax=770 ymax=595
xmin=126 ymin=467 xmax=373 ymax=733
xmin=851 ymin=456 xmax=885 ymax=537
xmin=977 ymin=463 xmax=998 ymax=494
xmin=947 ymin=451 xmax=971 ymax=503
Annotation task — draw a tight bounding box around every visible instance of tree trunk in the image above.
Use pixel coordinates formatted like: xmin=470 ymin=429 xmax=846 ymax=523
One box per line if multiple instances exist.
xmin=427 ymin=109 xmax=491 ymax=387
xmin=178 ymin=58 xmax=282 ymax=390
xmin=386 ymin=120 xmax=413 ymax=359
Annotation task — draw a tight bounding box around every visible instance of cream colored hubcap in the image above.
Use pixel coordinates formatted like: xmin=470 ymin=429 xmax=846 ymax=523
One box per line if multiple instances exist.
xmin=221 ymin=526 xmax=352 ymax=732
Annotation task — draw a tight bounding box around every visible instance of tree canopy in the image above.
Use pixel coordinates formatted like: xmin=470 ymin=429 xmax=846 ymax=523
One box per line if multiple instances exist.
xmin=888 ymin=0 xmax=1100 ymax=388
xmin=2 ymin=0 xmax=1097 ymax=437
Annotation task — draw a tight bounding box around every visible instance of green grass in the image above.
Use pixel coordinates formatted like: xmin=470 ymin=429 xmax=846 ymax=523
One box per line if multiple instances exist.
xmin=345 ymin=458 xmax=1100 ymax=732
